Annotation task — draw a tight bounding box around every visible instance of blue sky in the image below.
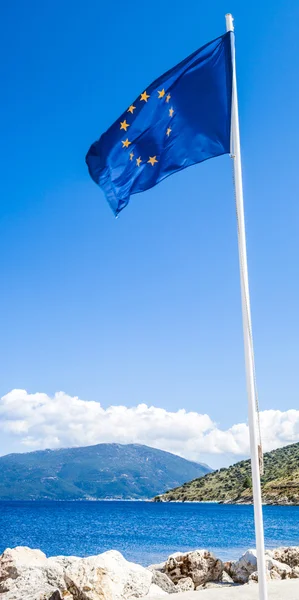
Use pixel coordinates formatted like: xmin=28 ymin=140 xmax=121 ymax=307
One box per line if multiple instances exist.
xmin=0 ymin=0 xmax=299 ymax=462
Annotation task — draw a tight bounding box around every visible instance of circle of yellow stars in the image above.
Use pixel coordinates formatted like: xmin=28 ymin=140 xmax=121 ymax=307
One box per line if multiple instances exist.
xmin=119 ymin=88 xmax=174 ymax=168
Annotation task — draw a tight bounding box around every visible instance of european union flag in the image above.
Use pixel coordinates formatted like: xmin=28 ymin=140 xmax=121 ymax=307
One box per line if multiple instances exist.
xmin=86 ymin=32 xmax=232 ymax=216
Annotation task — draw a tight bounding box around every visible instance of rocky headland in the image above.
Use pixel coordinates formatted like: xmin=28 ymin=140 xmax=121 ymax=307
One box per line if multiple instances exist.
xmin=154 ymin=442 xmax=299 ymax=504
xmin=1 ymin=545 xmax=299 ymax=599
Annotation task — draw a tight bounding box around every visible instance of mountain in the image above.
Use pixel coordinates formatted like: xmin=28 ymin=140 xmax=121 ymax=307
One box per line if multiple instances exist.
xmin=154 ymin=442 xmax=299 ymax=505
xmin=0 ymin=443 xmax=211 ymax=500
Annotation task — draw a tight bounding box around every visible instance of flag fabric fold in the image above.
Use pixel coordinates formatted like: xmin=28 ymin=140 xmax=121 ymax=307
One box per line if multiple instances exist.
xmin=86 ymin=32 xmax=232 ymax=216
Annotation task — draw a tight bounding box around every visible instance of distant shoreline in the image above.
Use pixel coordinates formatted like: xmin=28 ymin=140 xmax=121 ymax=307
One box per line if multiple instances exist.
xmin=0 ymin=498 xmax=150 ymax=502
xmin=1 ymin=499 xmax=297 ymax=506
xmin=2 ymin=498 xmax=225 ymax=504
xmin=0 ymin=498 xmax=218 ymax=503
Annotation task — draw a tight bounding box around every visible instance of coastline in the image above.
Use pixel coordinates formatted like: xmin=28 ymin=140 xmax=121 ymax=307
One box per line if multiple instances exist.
xmin=2 ymin=545 xmax=299 ymax=600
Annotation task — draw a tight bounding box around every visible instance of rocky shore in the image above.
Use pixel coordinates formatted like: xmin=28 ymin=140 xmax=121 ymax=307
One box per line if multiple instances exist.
xmin=1 ymin=546 xmax=299 ymax=600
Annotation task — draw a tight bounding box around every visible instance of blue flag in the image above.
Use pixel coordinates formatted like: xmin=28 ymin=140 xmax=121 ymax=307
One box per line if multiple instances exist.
xmin=86 ymin=32 xmax=232 ymax=216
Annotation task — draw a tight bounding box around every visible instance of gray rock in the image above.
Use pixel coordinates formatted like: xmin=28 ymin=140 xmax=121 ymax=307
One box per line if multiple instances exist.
xmin=150 ymin=570 xmax=177 ymax=593
xmin=231 ymin=549 xmax=298 ymax=583
xmin=228 ymin=549 xmax=258 ymax=583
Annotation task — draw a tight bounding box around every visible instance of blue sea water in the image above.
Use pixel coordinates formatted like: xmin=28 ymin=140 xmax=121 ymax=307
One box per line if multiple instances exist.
xmin=0 ymin=501 xmax=299 ymax=566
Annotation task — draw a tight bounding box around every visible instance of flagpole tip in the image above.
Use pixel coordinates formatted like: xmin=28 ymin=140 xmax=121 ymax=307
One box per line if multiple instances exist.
xmin=225 ymin=13 xmax=234 ymax=32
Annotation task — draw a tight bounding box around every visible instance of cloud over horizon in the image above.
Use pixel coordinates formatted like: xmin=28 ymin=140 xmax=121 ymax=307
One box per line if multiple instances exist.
xmin=0 ymin=389 xmax=299 ymax=467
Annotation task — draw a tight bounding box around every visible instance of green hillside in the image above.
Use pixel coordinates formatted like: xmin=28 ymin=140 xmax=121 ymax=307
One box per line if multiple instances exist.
xmin=154 ymin=442 xmax=299 ymax=505
xmin=0 ymin=443 xmax=211 ymax=500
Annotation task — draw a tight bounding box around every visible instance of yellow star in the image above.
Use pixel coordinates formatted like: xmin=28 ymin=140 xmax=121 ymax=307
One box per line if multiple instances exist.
xmin=127 ymin=105 xmax=136 ymax=114
xmin=122 ymin=138 xmax=131 ymax=148
xmin=166 ymin=127 xmax=172 ymax=137
xmin=130 ymin=152 xmax=134 ymax=161
xmin=166 ymin=94 xmax=171 ymax=103
xmin=169 ymin=107 xmax=174 ymax=117
xmin=140 ymin=91 xmax=150 ymax=102
xmin=158 ymin=89 xmax=165 ymax=98
xmin=148 ymin=156 xmax=158 ymax=166
xmin=120 ymin=119 xmax=130 ymax=131
xmin=136 ymin=157 xmax=142 ymax=167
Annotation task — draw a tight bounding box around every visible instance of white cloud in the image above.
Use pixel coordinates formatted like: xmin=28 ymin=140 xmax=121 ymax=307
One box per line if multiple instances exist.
xmin=0 ymin=389 xmax=299 ymax=467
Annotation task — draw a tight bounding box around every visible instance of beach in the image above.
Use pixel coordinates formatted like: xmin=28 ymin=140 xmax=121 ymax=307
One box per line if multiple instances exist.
xmin=143 ymin=580 xmax=299 ymax=600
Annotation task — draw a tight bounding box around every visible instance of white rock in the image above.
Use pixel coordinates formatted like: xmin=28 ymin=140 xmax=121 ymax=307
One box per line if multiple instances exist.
xmin=220 ymin=570 xmax=234 ymax=584
xmin=48 ymin=555 xmax=80 ymax=569
xmin=266 ymin=557 xmax=292 ymax=579
xmin=0 ymin=546 xmax=47 ymax=580
xmin=145 ymin=583 xmax=168 ymax=597
xmin=65 ymin=550 xmax=152 ymax=600
xmin=0 ymin=547 xmax=153 ymax=600
xmin=0 ymin=547 xmax=68 ymax=600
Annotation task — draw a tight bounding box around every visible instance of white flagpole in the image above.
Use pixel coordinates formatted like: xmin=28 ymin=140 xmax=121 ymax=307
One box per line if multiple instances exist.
xmin=225 ymin=14 xmax=268 ymax=600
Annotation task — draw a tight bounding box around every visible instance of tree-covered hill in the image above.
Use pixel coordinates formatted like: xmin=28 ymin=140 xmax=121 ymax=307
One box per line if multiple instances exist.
xmin=154 ymin=442 xmax=299 ymax=505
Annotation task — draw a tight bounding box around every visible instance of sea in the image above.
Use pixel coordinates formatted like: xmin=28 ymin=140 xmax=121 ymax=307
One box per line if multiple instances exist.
xmin=1 ymin=501 xmax=299 ymax=566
